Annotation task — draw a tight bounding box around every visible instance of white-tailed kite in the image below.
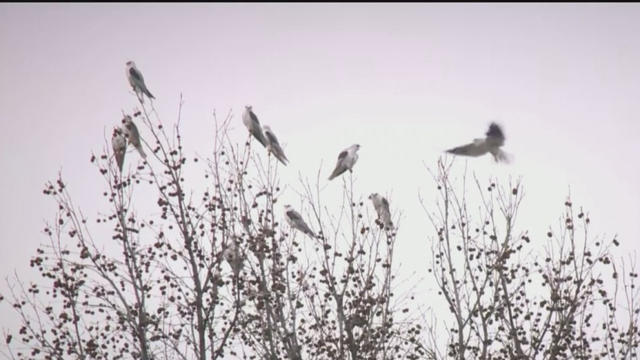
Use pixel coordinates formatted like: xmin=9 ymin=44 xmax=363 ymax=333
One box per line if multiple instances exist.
xmin=263 ymin=125 xmax=289 ymax=166
xmin=112 ymin=127 xmax=127 ymax=172
xmin=223 ymin=240 xmax=244 ymax=278
xmin=446 ymin=122 xmax=510 ymax=163
xmin=122 ymin=115 xmax=147 ymax=159
xmin=126 ymin=61 xmax=155 ymax=103
xmin=242 ymin=106 xmax=268 ymax=148
xmin=284 ymin=205 xmax=316 ymax=238
xmin=368 ymin=193 xmax=393 ymax=230
xmin=328 ymin=144 xmax=360 ymax=180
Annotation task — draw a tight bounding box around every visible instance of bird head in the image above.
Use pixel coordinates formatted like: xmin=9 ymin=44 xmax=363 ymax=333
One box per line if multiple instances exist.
xmin=353 ymin=144 xmax=361 ymax=151
xmin=368 ymin=193 xmax=378 ymax=200
xmin=263 ymin=125 xmax=272 ymax=133
xmin=121 ymin=114 xmax=132 ymax=125
xmin=126 ymin=61 xmax=135 ymax=67
xmin=245 ymin=105 xmax=253 ymax=111
xmin=284 ymin=204 xmax=292 ymax=212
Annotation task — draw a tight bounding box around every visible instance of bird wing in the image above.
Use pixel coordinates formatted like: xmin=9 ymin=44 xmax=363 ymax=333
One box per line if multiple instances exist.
xmin=485 ymin=122 xmax=505 ymax=140
xmin=128 ymin=66 xmax=154 ymax=99
xmin=129 ymin=67 xmax=144 ymax=83
xmin=287 ymin=210 xmax=314 ymax=236
xmin=249 ymin=110 xmax=260 ymax=125
xmin=124 ymin=119 xmax=147 ymax=159
xmin=246 ymin=111 xmax=267 ymax=147
xmin=380 ymin=197 xmax=393 ymax=228
xmin=265 ymin=130 xmax=288 ymax=165
xmin=328 ymin=151 xmax=349 ymax=180
xmin=124 ymin=120 xmax=141 ymax=146
xmin=446 ymin=140 xmax=488 ymax=157
xmin=112 ymin=134 xmax=127 ymax=172
xmin=485 ymin=123 xmax=505 ymax=147
xmin=287 ymin=209 xmax=305 ymax=223
xmin=490 ymin=148 xmax=511 ymax=163
xmin=264 ymin=129 xmax=280 ymax=148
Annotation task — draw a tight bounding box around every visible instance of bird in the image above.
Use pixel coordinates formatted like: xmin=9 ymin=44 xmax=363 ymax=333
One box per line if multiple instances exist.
xmin=368 ymin=193 xmax=393 ymax=230
xmin=446 ymin=122 xmax=510 ymax=163
xmin=328 ymin=144 xmax=360 ymax=180
xmin=112 ymin=127 xmax=127 ymax=172
xmin=122 ymin=115 xmax=147 ymax=159
xmin=242 ymin=106 xmax=268 ymax=148
xmin=263 ymin=125 xmax=289 ymax=166
xmin=126 ymin=61 xmax=155 ymax=103
xmin=223 ymin=240 xmax=244 ymax=278
xmin=284 ymin=205 xmax=316 ymax=238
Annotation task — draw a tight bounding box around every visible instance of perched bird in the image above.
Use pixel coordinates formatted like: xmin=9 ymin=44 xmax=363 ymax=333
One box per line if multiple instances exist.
xmin=122 ymin=115 xmax=147 ymax=159
xmin=112 ymin=127 xmax=127 ymax=172
xmin=126 ymin=61 xmax=155 ymax=103
xmin=284 ymin=205 xmax=316 ymax=238
xmin=223 ymin=240 xmax=244 ymax=278
xmin=368 ymin=193 xmax=393 ymax=230
xmin=328 ymin=144 xmax=360 ymax=180
xmin=242 ymin=106 xmax=268 ymax=148
xmin=263 ymin=125 xmax=289 ymax=166
xmin=446 ymin=122 xmax=510 ymax=163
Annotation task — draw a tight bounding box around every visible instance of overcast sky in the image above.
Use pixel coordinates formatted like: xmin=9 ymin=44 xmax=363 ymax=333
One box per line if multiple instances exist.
xmin=1 ymin=3 xmax=639 ymax=337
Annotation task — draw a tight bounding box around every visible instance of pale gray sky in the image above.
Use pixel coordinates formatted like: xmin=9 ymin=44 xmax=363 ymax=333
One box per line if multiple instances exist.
xmin=1 ymin=3 xmax=639 ymax=337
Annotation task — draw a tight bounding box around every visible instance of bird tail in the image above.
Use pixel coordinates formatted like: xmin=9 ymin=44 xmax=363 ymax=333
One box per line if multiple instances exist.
xmin=328 ymin=168 xmax=342 ymax=181
xmin=254 ymin=132 xmax=268 ymax=148
xmin=116 ymin=152 xmax=125 ymax=172
xmin=135 ymin=144 xmax=147 ymax=159
xmin=142 ymin=86 xmax=155 ymax=100
xmin=385 ymin=221 xmax=394 ymax=231
xmin=493 ymin=149 xmax=511 ymax=163
xmin=273 ymin=150 xmax=288 ymax=166
xmin=276 ymin=154 xmax=288 ymax=166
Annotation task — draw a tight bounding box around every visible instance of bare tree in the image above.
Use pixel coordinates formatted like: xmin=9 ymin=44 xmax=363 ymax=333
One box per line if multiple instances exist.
xmin=421 ymin=158 xmax=640 ymax=360
xmin=1 ymin=99 xmax=421 ymax=360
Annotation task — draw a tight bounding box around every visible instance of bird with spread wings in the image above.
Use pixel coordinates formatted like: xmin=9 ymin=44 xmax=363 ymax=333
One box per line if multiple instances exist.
xmin=446 ymin=122 xmax=510 ymax=163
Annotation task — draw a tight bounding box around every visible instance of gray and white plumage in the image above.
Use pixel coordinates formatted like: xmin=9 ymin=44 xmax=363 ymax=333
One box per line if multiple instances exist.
xmin=223 ymin=240 xmax=244 ymax=278
xmin=368 ymin=193 xmax=393 ymax=230
xmin=126 ymin=61 xmax=155 ymax=103
xmin=122 ymin=115 xmax=147 ymax=159
xmin=242 ymin=106 xmax=268 ymax=148
xmin=446 ymin=122 xmax=510 ymax=163
xmin=284 ymin=205 xmax=316 ymax=238
xmin=112 ymin=127 xmax=127 ymax=172
xmin=263 ymin=125 xmax=289 ymax=166
xmin=328 ymin=144 xmax=360 ymax=180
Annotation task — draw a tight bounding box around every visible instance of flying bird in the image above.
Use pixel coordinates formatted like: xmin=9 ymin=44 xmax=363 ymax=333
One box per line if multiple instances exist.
xmin=242 ymin=106 xmax=268 ymax=148
xmin=112 ymin=127 xmax=127 ymax=172
xmin=368 ymin=193 xmax=393 ymax=230
xmin=126 ymin=61 xmax=155 ymax=103
xmin=263 ymin=125 xmax=289 ymax=166
xmin=122 ymin=115 xmax=147 ymax=159
xmin=284 ymin=205 xmax=316 ymax=238
xmin=446 ymin=122 xmax=510 ymax=163
xmin=328 ymin=144 xmax=360 ymax=180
